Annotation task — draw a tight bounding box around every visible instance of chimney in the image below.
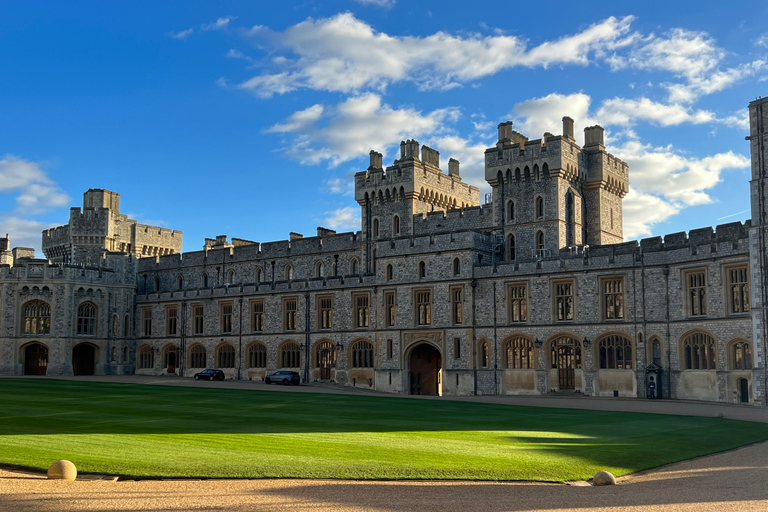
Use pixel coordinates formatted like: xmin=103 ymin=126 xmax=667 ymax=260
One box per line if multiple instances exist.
xmin=400 ymin=141 xmax=406 ymax=160
xmin=584 ymin=125 xmax=605 ymax=147
xmin=448 ymin=158 xmax=460 ymax=178
xmin=289 ymin=232 xmax=303 ymax=241
xmin=562 ymin=116 xmax=574 ymax=139
xmin=317 ymin=227 xmax=336 ymax=237
xmin=497 ymin=121 xmax=513 ymax=142
xmin=368 ymin=150 xmax=383 ymax=170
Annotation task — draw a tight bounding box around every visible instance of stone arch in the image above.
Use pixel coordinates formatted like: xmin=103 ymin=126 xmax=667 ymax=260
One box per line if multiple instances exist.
xmin=478 ymin=338 xmax=491 ymax=368
xmin=216 ymin=341 xmax=236 ymax=369
xmin=246 ymin=341 xmax=267 ymax=368
xmin=76 ymin=301 xmax=98 ymax=336
xmin=279 ymin=340 xmax=301 ymax=368
xmin=72 ymin=342 xmax=98 ymax=375
xmin=188 ymin=343 xmax=207 ymax=369
xmin=727 ymin=338 xmax=753 ymax=371
xmin=21 ymin=341 xmax=49 ymax=375
xmin=405 ymin=340 xmax=442 ymax=396
xmin=349 ymin=338 xmax=374 ymax=368
xmin=161 ymin=343 xmax=179 ymax=371
xmin=679 ymin=329 xmax=717 ymax=370
xmin=313 ymin=339 xmax=336 ymax=378
xmin=594 ymin=332 xmax=634 ymax=370
xmin=21 ymin=299 xmax=51 ymax=335
xmin=137 ymin=344 xmax=154 ymax=369
xmin=502 ymin=334 xmax=535 ymax=369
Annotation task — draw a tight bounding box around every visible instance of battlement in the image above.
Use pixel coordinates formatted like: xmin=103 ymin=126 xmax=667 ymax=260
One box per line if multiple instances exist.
xmin=412 ymin=205 xmax=494 ymax=235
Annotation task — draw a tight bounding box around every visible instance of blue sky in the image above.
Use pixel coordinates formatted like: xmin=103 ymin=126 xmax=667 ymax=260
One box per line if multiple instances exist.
xmin=1 ymin=1 xmax=767 ymax=255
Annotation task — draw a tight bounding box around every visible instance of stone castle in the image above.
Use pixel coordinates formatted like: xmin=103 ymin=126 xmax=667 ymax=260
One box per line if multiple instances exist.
xmin=1 ymin=96 xmax=766 ymax=406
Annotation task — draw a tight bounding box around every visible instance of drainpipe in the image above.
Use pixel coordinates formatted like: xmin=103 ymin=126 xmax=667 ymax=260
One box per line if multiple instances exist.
xmin=663 ymin=266 xmax=671 ymax=399
xmin=304 ymin=291 xmax=310 ymax=384
xmin=471 ymin=278 xmax=478 ymax=395
xmin=493 ymin=280 xmax=498 ymax=395
xmin=237 ymin=297 xmax=243 ymax=381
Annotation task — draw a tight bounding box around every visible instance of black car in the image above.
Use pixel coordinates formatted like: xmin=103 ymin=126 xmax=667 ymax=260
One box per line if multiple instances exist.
xmin=265 ymin=370 xmax=301 ymax=386
xmin=194 ymin=369 xmax=225 ymax=381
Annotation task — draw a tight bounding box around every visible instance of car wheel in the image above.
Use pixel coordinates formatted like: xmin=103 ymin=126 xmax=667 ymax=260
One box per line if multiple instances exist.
xmin=194 ymin=375 xmax=199 ymax=380
xmin=265 ymin=378 xmax=271 ymax=384
xmin=282 ymin=379 xmax=289 ymax=386
xmin=209 ymin=376 xmax=214 ymax=381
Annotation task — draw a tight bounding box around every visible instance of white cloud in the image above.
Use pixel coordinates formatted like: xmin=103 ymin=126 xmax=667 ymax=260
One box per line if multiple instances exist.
xmin=351 ymin=0 xmax=396 ymax=8
xmin=239 ymin=13 xmax=634 ymax=97
xmin=323 ymin=206 xmax=359 ymax=231
xmin=265 ymin=93 xmax=460 ymax=167
xmin=596 ymin=97 xmax=715 ymax=126
xmin=755 ymin=33 xmax=768 ymax=49
xmin=201 ymin=16 xmax=235 ymax=31
xmin=15 ymin=184 xmax=70 ymax=214
xmin=169 ymin=28 xmax=193 ymax=40
xmin=621 ymin=188 xmax=679 ymax=239
xmin=322 ymin=176 xmax=355 ymax=197
xmin=0 ymin=155 xmax=50 ymax=190
xmin=0 ymin=217 xmax=53 ymax=255
xmin=511 ymin=92 xmax=596 ymax=145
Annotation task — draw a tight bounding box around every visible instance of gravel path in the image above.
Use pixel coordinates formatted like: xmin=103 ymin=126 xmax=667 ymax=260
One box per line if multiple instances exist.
xmin=1 ymin=375 xmax=767 ymax=511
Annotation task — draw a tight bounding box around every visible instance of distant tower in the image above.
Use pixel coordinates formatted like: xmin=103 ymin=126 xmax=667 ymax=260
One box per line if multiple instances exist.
xmin=355 ymin=142 xmax=480 ymax=272
xmin=484 ymin=118 xmax=628 ymax=261
xmin=0 ymin=234 xmax=11 ymax=266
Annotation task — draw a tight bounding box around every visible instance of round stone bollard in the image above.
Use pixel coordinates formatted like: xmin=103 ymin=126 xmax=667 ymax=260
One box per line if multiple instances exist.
xmin=47 ymin=460 xmax=77 ymax=481
xmin=592 ymin=471 xmax=616 ymax=486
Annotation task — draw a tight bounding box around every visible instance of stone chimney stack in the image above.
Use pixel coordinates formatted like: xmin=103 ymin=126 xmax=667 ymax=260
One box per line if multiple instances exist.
xmin=584 ymin=125 xmax=605 ymax=147
xmin=448 ymin=158 xmax=460 ymax=178
xmin=289 ymin=232 xmax=303 ymax=241
xmin=368 ymin=150 xmax=383 ymax=170
xmin=400 ymin=141 xmax=406 ymax=160
xmin=0 ymin=233 xmax=11 ymax=266
xmin=497 ymin=121 xmax=513 ymax=142
xmin=562 ymin=116 xmax=574 ymax=140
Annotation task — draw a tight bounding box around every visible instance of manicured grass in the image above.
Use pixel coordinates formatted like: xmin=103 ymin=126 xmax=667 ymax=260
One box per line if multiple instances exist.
xmin=0 ymin=379 xmax=766 ymax=481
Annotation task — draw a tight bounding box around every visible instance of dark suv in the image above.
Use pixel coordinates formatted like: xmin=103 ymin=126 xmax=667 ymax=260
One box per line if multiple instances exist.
xmin=194 ymin=369 xmax=226 ymax=381
xmin=265 ymin=371 xmax=301 ymax=386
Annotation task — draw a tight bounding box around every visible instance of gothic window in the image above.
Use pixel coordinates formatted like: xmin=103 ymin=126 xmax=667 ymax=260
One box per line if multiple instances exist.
xmin=23 ymin=300 xmax=50 ymax=335
xmin=285 ymin=264 xmax=293 ymax=281
xmin=220 ymin=302 xmax=233 ymax=334
xmin=351 ymin=340 xmax=374 ymax=368
xmin=507 ymin=234 xmax=516 ymax=261
xmin=536 ymin=231 xmax=545 ymax=255
xmin=124 ymin=314 xmax=130 ymax=337
xmin=217 ymin=343 xmax=235 ymax=368
xmin=416 ymin=290 xmax=432 ymax=326
xmin=251 ymin=300 xmax=264 ymax=331
xmin=505 ymin=337 xmax=534 ymax=369
xmin=451 ymin=286 xmax=463 ymax=324
xmin=350 ymin=258 xmax=359 ymax=275
xmin=77 ymin=302 xmax=97 ymax=336
xmin=454 ymin=338 xmax=461 ymax=359
xmin=732 ymin=341 xmax=752 ymax=370
xmin=142 ymin=308 xmax=152 ymax=337
xmin=685 ymin=269 xmax=707 ymax=317
xmin=385 ymin=291 xmax=396 ymax=327
xmin=154 ymin=277 xmax=160 ymax=292
xmin=507 ymin=283 xmax=528 ymax=323
xmin=565 ymin=192 xmax=574 ymax=246
xmin=418 ymin=261 xmax=426 ymax=279
xmin=453 ymin=258 xmax=461 ymax=275
xmin=598 ymin=335 xmax=632 ymax=369
xmin=373 ymin=218 xmax=379 ymax=238
xmin=316 ymin=261 xmax=325 ymax=278
xmin=318 ymin=296 xmax=333 ymax=329
xmin=255 ymin=267 xmax=262 ymax=283
xmin=112 ymin=315 xmax=118 ymax=337
xmin=386 ymin=264 xmax=393 ymax=281
xmin=280 ymin=341 xmax=301 ymax=368
xmin=283 ymin=298 xmax=297 ymax=331
xmin=479 ymin=340 xmax=490 ymax=368
xmin=536 ymin=196 xmax=544 ymax=219
xmin=726 ymin=265 xmax=750 ymax=314
xmin=683 ymin=332 xmax=716 ymax=370
xmin=554 ymin=280 xmax=574 ymax=321
xmin=652 ymin=338 xmax=662 ymax=366
xmin=176 ymin=275 xmax=183 ymax=290
xmin=166 ymin=306 xmax=178 ymax=336
xmin=138 ymin=345 xmax=154 ymax=369
xmin=111 ymin=346 xmax=118 ymax=362
xmin=393 ymin=215 xmax=400 ymax=235
xmin=354 ymin=293 xmax=370 ymax=328
xmin=247 ymin=343 xmax=267 ymax=368
xmin=193 ymin=304 xmax=204 ymax=334
xmin=189 ymin=344 xmax=206 ymax=368
xmin=226 ymin=269 xmax=234 ymax=284
xmin=602 ymin=278 xmax=624 ymax=320
xmin=202 ymin=272 xmax=209 ymax=288
xmin=508 ymin=201 xmax=515 ymax=221
xmin=123 ymin=345 xmax=129 ymax=362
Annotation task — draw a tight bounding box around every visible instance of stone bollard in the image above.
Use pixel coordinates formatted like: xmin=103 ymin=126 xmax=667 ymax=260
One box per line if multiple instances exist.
xmin=592 ymin=471 xmax=616 ymax=486
xmin=47 ymin=460 xmax=77 ymax=481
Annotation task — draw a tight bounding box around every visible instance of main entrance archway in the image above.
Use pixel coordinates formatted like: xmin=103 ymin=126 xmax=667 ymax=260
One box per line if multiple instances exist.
xmin=24 ymin=343 xmax=48 ymax=375
xmin=72 ymin=343 xmax=96 ymax=376
xmin=408 ymin=343 xmax=442 ymax=396
xmin=550 ymin=337 xmax=581 ymax=390
xmin=315 ymin=341 xmax=335 ymax=380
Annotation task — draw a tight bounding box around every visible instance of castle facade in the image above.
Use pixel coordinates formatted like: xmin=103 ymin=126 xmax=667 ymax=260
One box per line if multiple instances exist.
xmin=1 ymin=97 xmax=766 ymax=405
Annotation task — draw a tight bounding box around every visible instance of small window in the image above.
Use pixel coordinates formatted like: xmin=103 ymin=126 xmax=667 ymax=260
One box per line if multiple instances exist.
xmin=726 ymin=265 xmax=750 ymax=314
xmin=451 ymin=286 xmax=463 ymax=324
xmin=418 ymin=261 xmax=426 ymax=279
xmin=385 ymin=291 xmax=396 ymax=327
xmin=285 ymin=264 xmax=293 ymax=281
xmin=373 ymin=218 xmax=379 ymax=238
xmin=154 ymin=277 xmax=160 ymax=292
xmin=77 ymin=302 xmax=97 ymax=336
xmin=508 ymin=283 xmax=528 ymax=323
xmin=479 ymin=340 xmax=490 ymax=368
xmin=350 ymin=258 xmax=359 ymax=275
xmin=226 ymin=269 xmax=235 ymax=284
xmin=202 ymin=272 xmax=209 ymax=288
xmin=387 ymin=339 xmax=393 ymax=359
xmin=386 ymin=264 xmax=393 ymax=281
xmin=166 ymin=306 xmax=178 ymax=336
xmin=507 ymin=234 xmax=516 ymax=261
xmin=453 ymin=258 xmax=461 ymax=276
xmin=318 ymin=296 xmax=333 ymax=330
xmin=283 ymin=298 xmax=297 ymax=331
xmin=316 ymin=261 xmax=325 ymax=278
xmin=602 ymin=277 xmax=624 ymax=320
xmin=508 ymin=201 xmax=515 ymax=221
xmin=353 ymin=293 xmax=370 ymax=328
xmin=416 ymin=289 xmax=431 ymax=326
xmin=251 ymin=300 xmax=264 ymax=332
xmin=220 ymin=302 xmax=233 ymax=333
xmin=554 ymin=280 xmax=574 ymax=322
xmin=193 ymin=304 xmax=204 ymax=335
xmin=393 ymin=215 xmax=400 ymax=235
xmin=685 ymin=269 xmax=707 ymax=317
xmin=454 ymin=338 xmax=461 ymax=359
xmin=142 ymin=308 xmax=152 ymax=337
xmin=536 ymin=231 xmax=545 ymax=254
xmin=124 ymin=315 xmax=130 ymax=337
xmin=176 ymin=275 xmax=183 ymax=290
xmin=351 ymin=340 xmax=374 ymax=368
xmin=112 ymin=315 xmax=118 ymax=337
xmin=123 ymin=345 xmax=129 ymax=362
xmin=536 ymin=196 xmax=544 ymax=219
xmin=255 ymin=267 xmax=262 ymax=283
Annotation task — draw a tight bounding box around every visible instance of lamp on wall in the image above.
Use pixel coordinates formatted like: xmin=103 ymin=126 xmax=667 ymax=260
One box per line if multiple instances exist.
xmin=582 ymin=337 xmax=592 ymax=348
xmin=336 ymin=342 xmax=345 ymax=350
xmin=534 ymin=338 xmax=543 ymax=348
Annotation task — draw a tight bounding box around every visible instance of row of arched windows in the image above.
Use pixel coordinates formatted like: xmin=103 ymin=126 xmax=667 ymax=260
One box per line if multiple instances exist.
xmin=372 ymin=215 xmax=400 ymax=238
xmin=22 ymin=300 xmax=106 ymax=337
xmin=505 ymin=197 xmax=545 ymax=224
xmin=505 ymin=232 xmax=545 ymax=261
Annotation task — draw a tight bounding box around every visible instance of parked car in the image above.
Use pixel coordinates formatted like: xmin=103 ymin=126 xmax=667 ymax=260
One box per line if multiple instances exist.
xmin=194 ymin=369 xmax=225 ymax=381
xmin=265 ymin=370 xmax=301 ymax=386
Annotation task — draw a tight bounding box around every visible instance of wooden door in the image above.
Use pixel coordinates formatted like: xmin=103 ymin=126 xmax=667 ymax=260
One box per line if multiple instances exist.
xmin=557 ymin=346 xmax=575 ymax=390
xmin=319 ymin=349 xmax=332 ymax=380
xmin=24 ymin=343 xmax=48 ymax=375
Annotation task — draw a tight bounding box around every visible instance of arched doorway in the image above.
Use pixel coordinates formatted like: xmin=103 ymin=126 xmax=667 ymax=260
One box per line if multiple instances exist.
xmin=550 ymin=337 xmax=581 ymax=390
xmin=409 ymin=343 xmax=442 ymax=396
xmin=24 ymin=343 xmax=48 ymax=375
xmin=316 ymin=341 xmax=335 ymax=380
xmin=72 ymin=343 xmax=96 ymax=376
xmin=738 ymin=378 xmax=749 ymax=403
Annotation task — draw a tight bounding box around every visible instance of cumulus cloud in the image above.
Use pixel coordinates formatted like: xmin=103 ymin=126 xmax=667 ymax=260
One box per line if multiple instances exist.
xmin=169 ymin=28 xmax=193 ymax=40
xmin=510 ymin=92 xmax=596 ymax=145
xmin=596 ymin=97 xmax=715 ymax=126
xmin=239 ymin=13 xmax=634 ymax=97
xmin=322 ymin=175 xmax=355 ymax=196
xmin=0 ymin=217 xmax=54 ymax=255
xmin=323 ymin=206 xmax=359 ymax=231
xmin=265 ymin=93 xmax=460 ymax=167
xmin=621 ymin=188 xmax=679 ymax=239
xmin=202 ymin=16 xmax=235 ymax=31
xmin=0 ymin=155 xmax=70 ymax=215
xmin=351 ymin=0 xmax=396 ymax=7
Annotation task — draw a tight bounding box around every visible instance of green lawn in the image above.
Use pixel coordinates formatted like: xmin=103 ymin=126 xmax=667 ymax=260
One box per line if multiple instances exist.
xmin=0 ymin=379 xmax=766 ymax=481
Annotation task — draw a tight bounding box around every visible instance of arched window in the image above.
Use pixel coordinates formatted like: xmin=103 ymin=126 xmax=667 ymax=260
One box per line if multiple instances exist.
xmin=418 ymin=261 xmax=426 ymax=279
xmin=154 ymin=277 xmax=160 ymax=292
xmin=536 ymin=196 xmax=544 ymax=219
xmin=138 ymin=345 xmax=154 ymax=369
xmin=453 ymin=258 xmax=461 ymax=276
xmin=393 ymin=215 xmax=400 ymax=235
xmin=651 ymin=338 xmax=662 ymax=366
xmin=217 ymin=343 xmax=235 ymax=368
xmin=112 ymin=315 xmax=119 ymax=337
xmin=373 ymin=218 xmax=379 ymax=237
xmin=598 ymin=335 xmax=633 ymax=369
xmin=315 ymin=341 xmax=336 ymax=368
xmin=111 ymin=346 xmax=118 ymax=362
xmin=386 ymin=264 xmax=393 ymax=281
xmin=123 ymin=346 xmax=129 ymax=363
xmin=732 ymin=341 xmax=752 ymax=370
xmin=536 ymin=231 xmax=545 ymax=254
xmin=280 ymin=342 xmax=301 ymax=368
xmin=247 ymin=342 xmax=267 ymax=368
xmin=285 ymin=264 xmax=293 ymax=281
xmin=505 ymin=337 xmax=534 ymax=369
xmin=226 ymin=269 xmax=235 ymax=284
xmin=189 ymin=344 xmax=207 ymax=368
xmin=255 ymin=267 xmax=262 ymax=283
xmin=316 ymin=261 xmax=325 ymax=278
xmin=683 ymin=332 xmax=717 ymax=370
xmin=23 ymin=300 xmax=50 ymax=335
xmin=507 ymin=234 xmax=516 ymax=261
xmin=508 ymin=201 xmax=515 ymax=221
xmin=351 ymin=340 xmax=374 ymax=368
xmin=76 ymin=302 xmax=97 ymax=336
xmin=350 ymin=258 xmax=359 ymax=275
xmin=479 ymin=340 xmax=490 ymax=368
xmin=124 ymin=315 xmax=130 ymax=337
xmin=202 ymin=272 xmax=209 ymax=288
